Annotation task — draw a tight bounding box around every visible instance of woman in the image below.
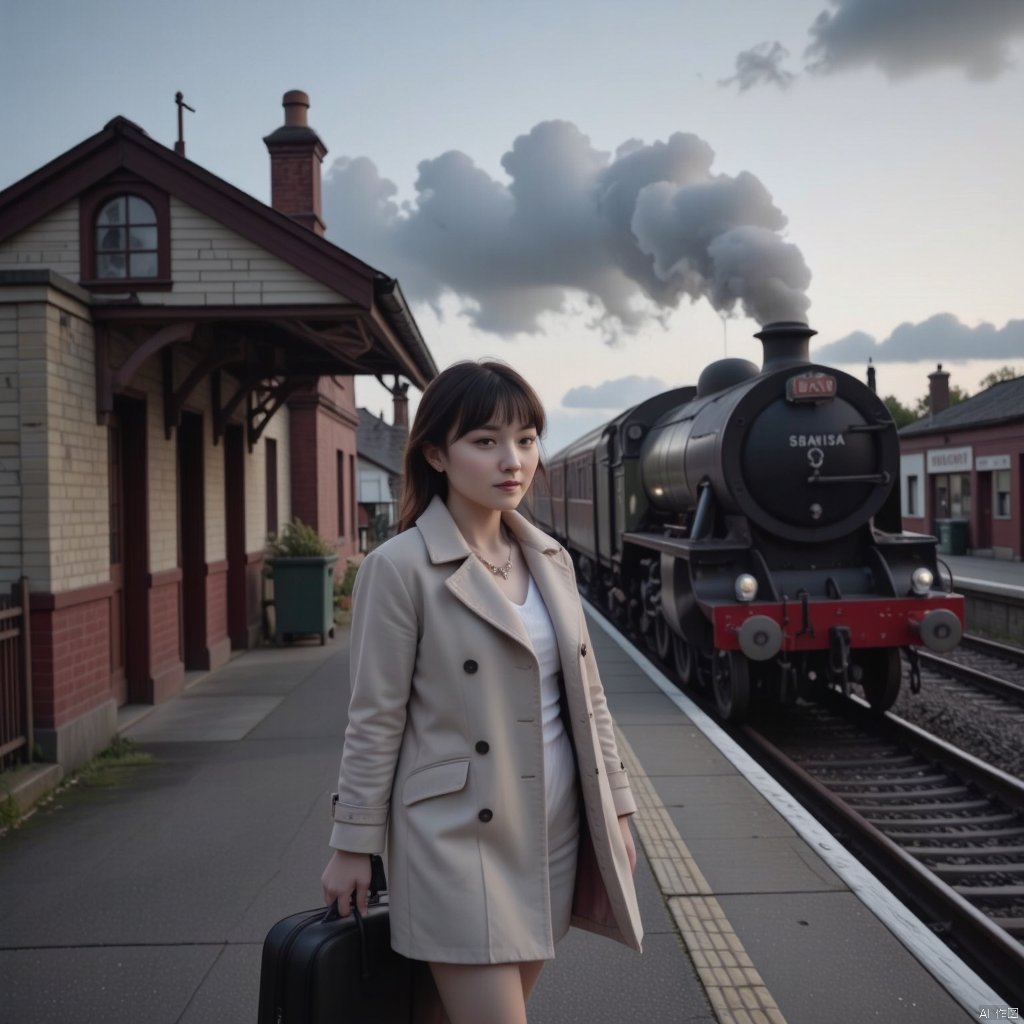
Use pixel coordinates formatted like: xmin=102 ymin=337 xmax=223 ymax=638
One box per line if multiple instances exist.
xmin=321 ymin=361 xmax=643 ymax=1023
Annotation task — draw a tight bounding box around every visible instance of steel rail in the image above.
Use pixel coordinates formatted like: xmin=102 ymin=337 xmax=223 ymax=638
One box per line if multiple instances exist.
xmin=739 ymin=703 xmax=1024 ymax=1005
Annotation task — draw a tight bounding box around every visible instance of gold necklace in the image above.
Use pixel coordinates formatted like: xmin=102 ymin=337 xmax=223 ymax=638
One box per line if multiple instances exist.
xmin=474 ymin=537 xmax=513 ymax=580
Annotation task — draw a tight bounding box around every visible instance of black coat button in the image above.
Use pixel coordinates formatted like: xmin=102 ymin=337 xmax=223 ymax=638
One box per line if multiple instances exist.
xmin=463 ymin=660 xmax=478 ymax=673
xmin=478 ymin=808 xmax=493 ymax=823
xmin=475 ymin=741 xmax=490 ymax=754
xmin=580 ymin=643 xmax=588 ymax=657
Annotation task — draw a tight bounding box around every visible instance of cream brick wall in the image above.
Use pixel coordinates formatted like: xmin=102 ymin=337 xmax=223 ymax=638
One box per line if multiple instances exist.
xmin=246 ymin=408 xmax=291 ymax=553
xmin=0 ymin=304 xmax=22 ymax=587
xmin=0 ymin=285 xmax=107 ymax=592
xmin=135 ymin=198 xmax=354 ymax=307
xmin=0 ymin=201 xmax=80 ymax=279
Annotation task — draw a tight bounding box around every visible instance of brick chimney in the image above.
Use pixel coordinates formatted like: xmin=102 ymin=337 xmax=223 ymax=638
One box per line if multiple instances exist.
xmin=393 ymin=381 xmax=410 ymax=430
xmin=928 ymin=363 xmax=950 ymax=415
xmin=263 ymin=90 xmax=327 ymax=236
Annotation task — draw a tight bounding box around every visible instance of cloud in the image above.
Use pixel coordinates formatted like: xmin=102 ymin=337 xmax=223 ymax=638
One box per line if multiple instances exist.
xmin=562 ymin=375 xmax=670 ymax=409
xmin=719 ymin=42 xmax=796 ymax=92
xmin=812 ymin=314 xmax=1024 ymax=363
xmin=323 ymin=120 xmax=811 ymax=338
xmin=725 ymin=1 xmax=1024 ymax=90
xmin=806 ymin=0 xmax=1024 ymax=81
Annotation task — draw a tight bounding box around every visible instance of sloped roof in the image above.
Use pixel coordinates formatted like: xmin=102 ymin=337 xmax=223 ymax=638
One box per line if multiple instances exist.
xmin=900 ymin=377 xmax=1024 ymax=437
xmin=0 ymin=116 xmax=436 ymax=387
xmin=357 ymin=408 xmax=407 ymax=475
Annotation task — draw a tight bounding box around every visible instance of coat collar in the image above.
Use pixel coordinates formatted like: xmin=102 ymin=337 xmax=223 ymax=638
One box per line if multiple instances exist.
xmin=415 ymin=494 xmax=562 ymax=564
xmin=416 ymin=495 xmax=579 ymax=658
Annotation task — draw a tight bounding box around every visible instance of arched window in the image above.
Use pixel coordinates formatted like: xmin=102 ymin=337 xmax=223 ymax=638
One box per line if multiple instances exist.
xmin=79 ymin=181 xmax=170 ymax=290
xmin=96 ymin=195 xmax=158 ymax=278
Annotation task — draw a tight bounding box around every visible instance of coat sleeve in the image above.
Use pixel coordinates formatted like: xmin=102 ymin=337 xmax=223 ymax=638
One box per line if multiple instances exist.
xmin=329 ymin=549 xmax=418 ymax=853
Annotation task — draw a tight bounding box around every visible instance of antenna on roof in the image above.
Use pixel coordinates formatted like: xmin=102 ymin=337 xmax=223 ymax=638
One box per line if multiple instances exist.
xmin=174 ymin=92 xmax=196 ymax=157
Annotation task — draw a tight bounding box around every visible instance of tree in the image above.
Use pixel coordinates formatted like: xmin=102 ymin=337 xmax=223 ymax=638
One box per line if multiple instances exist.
xmin=883 ymin=395 xmax=917 ymax=428
xmin=977 ymin=366 xmax=1020 ymax=390
xmin=914 ymin=384 xmax=969 ymax=417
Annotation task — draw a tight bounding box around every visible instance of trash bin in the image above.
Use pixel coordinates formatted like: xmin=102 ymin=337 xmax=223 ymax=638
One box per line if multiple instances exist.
xmin=948 ymin=518 xmax=968 ymax=555
xmin=936 ymin=519 xmax=968 ymax=556
xmin=270 ymin=555 xmax=337 ymax=645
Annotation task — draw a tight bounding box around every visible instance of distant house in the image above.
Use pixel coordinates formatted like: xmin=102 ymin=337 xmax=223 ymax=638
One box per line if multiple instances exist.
xmin=898 ymin=366 xmax=1023 ymax=560
xmin=0 ymin=91 xmax=436 ymax=771
xmin=356 ymin=399 xmax=408 ymax=550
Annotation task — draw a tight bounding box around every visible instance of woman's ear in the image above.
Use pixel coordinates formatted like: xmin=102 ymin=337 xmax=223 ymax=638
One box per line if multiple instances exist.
xmin=421 ymin=444 xmax=444 ymax=474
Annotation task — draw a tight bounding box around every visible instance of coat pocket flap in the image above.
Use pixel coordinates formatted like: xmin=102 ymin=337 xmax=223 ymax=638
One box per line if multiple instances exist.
xmin=402 ymin=758 xmax=470 ymax=806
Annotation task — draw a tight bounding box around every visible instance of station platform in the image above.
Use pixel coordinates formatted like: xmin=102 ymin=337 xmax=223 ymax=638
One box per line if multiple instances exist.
xmin=0 ymin=608 xmax=1012 ymax=1023
xmin=943 ymin=553 xmax=1023 ymax=593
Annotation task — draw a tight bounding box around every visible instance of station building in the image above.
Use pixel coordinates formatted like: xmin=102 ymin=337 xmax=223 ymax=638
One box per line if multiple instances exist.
xmin=898 ymin=365 xmax=1023 ymax=561
xmin=0 ymin=92 xmax=435 ymax=771
xmin=355 ymin=402 xmax=407 ymax=551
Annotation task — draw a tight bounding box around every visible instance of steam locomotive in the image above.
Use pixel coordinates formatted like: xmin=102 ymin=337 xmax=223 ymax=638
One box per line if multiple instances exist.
xmin=531 ymin=321 xmax=965 ymax=721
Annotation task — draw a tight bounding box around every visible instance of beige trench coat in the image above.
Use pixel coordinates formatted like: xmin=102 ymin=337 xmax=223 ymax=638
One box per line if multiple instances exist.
xmin=330 ymin=496 xmax=643 ymax=963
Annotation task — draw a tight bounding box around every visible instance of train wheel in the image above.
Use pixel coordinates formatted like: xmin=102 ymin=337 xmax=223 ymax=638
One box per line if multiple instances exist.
xmin=672 ymin=635 xmax=693 ymax=686
xmin=654 ymin=614 xmax=671 ymax=662
xmin=859 ymin=649 xmax=902 ymax=713
xmin=713 ymin=650 xmax=750 ymax=722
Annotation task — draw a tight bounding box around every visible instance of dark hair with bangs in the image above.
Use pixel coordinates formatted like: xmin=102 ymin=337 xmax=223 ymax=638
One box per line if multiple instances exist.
xmin=398 ymin=361 xmax=546 ymax=531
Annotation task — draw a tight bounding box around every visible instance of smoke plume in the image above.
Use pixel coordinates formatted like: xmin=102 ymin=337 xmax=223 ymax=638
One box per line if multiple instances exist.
xmin=725 ymin=0 xmax=1024 ymax=90
xmin=323 ymin=121 xmax=811 ymax=337
xmin=720 ymin=42 xmax=796 ymax=92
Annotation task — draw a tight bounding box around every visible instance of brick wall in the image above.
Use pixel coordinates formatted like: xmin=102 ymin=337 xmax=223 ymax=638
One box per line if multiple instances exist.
xmin=287 ymin=377 xmax=357 ymax=559
xmin=0 ymin=302 xmax=21 ymax=586
xmin=149 ymin=574 xmax=181 ymax=679
xmin=30 ymin=594 xmax=110 ymax=729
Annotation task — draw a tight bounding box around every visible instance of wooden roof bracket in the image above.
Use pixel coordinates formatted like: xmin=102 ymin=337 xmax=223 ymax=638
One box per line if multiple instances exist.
xmin=247 ymin=377 xmax=312 ymax=452
xmin=163 ymin=339 xmax=243 ymax=440
xmin=96 ymin=320 xmax=196 ymax=422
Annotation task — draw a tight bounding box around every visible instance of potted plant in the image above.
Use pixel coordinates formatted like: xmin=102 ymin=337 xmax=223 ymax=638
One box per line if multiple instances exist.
xmin=266 ymin=519 xmax=337 ymax=646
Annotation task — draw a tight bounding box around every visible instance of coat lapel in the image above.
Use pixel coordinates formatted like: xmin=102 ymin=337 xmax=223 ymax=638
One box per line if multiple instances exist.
xmin=415 ymin=496 xmax=581 ymax=662
xmin=416 ymin=497 xmax=532 ymax=651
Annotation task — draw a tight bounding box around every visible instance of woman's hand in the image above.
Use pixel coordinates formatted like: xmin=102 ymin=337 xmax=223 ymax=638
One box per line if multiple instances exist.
xmin=321 ymin=849 xmax=373 ymax=917
xmin=618 ymin=815 xmax=637 ymax=874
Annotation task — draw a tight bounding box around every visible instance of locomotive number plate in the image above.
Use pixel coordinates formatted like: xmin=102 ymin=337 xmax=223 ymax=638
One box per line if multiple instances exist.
xmin=786 ymin=372 xmax=837 ymax=402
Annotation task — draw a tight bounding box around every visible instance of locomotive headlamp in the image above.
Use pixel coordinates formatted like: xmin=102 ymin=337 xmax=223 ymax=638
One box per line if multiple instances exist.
xmin=910 ymin=567 xmax=934 ymax=596
xmin=735 ymin=574 xmax=758 ymax=602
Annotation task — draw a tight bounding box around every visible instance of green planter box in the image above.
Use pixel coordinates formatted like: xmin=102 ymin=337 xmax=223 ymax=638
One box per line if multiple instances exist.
xmin=270 ymin=555 xmax=338 ymax=645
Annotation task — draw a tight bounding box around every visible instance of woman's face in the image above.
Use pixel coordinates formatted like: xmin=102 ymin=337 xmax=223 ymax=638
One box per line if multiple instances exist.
xmin=426 ymin=418 xmax=541 ymax=515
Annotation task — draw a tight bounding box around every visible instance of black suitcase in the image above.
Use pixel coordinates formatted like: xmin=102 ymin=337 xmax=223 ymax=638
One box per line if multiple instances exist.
xmin=258 ymin=859 xmax=443 ymax=1023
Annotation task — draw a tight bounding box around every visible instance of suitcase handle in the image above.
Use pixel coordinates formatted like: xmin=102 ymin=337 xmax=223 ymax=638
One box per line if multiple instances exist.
xmin=320 ymin=855 xmax=389 ymax=984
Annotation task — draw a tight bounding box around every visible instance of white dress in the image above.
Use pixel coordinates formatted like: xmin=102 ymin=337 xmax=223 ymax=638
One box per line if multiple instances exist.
xmin=510 ymin=574 xmax=580 ymax=944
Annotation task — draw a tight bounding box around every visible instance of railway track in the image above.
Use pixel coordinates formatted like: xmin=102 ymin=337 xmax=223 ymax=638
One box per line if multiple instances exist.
xmin=915 ymin=634 xmax=1024 ymax=708
xmin=740 ymin=696 xmax=1024 ymax=1004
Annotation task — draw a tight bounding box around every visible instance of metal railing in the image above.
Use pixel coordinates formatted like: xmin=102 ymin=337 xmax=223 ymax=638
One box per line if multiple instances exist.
xmin=0 ymin=578 xmax=33 ymax=770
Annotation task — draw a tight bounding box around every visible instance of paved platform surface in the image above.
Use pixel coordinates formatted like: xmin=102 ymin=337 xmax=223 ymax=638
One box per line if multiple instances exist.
xmin=943 ymin=553 xmax=1023 ymax=591
xmin=0 ymin=612 xmax=1009 ymax=1023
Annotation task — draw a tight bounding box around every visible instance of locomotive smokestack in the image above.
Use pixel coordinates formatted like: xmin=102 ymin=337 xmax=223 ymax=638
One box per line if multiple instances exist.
xmin=755 ymin=320 xmax=817 ymax=371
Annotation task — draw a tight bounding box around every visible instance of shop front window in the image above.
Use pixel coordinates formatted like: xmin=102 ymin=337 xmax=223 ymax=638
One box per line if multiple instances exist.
xmin=950 ymin=473 xmax=971 ymax=518
xmin=933 ymin=473 xmax=970 ymax=518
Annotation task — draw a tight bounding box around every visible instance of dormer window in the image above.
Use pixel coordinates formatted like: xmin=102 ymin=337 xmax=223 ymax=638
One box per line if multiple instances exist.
xmin=96 ymin=196 xmax=158 ymax=278
xmin=80 ymin=180 xmax=170 ymax=290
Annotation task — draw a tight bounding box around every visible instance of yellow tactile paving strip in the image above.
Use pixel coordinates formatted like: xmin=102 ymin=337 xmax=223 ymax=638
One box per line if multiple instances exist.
xmin=616 ymin=727 xmax=788 ymax=1024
